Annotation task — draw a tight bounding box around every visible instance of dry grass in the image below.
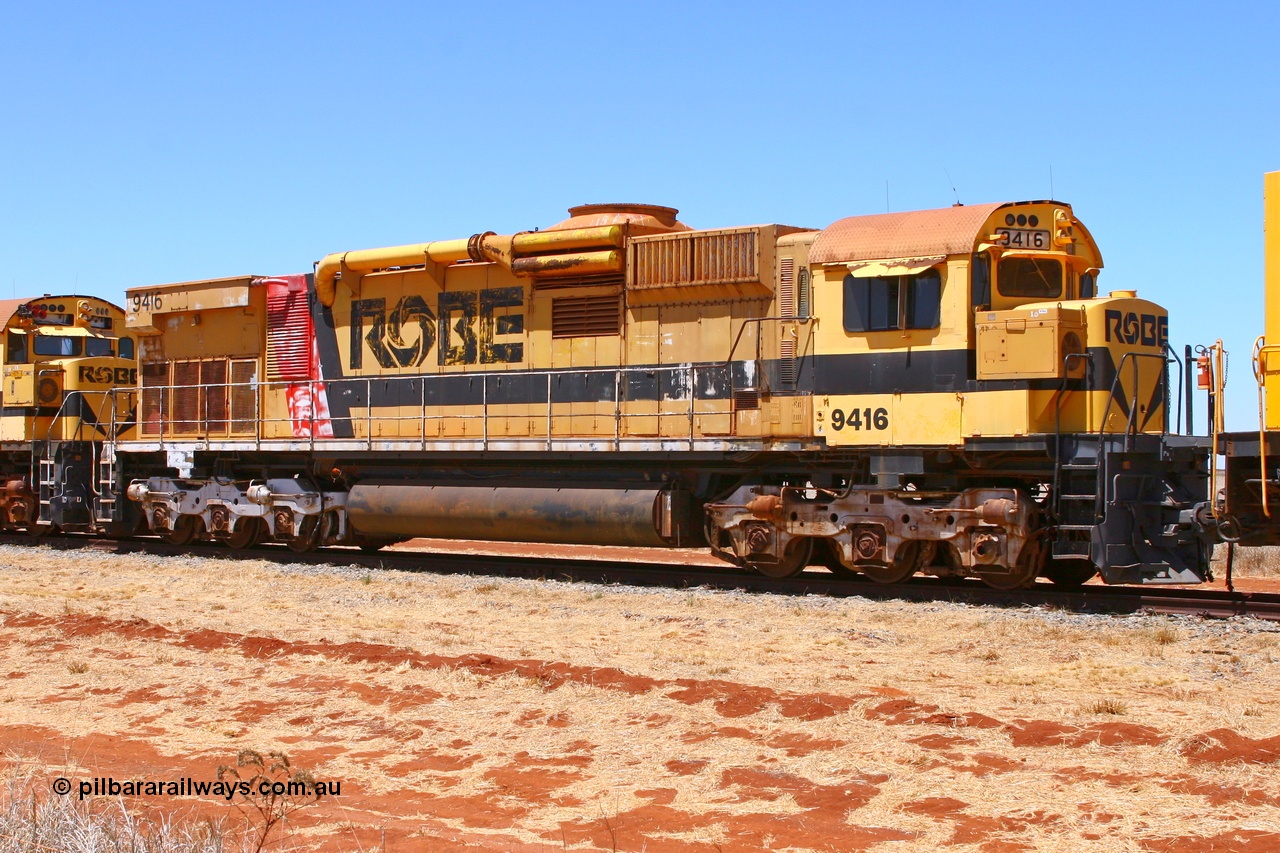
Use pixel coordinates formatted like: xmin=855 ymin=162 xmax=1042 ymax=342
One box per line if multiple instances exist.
xmin=0 ymin=763 xmax=227 ymax=853
xmin=1212 ymin=543 xmax=1280 ymax=577
xmin=0 ymin=545 xmax=1276 ymax=851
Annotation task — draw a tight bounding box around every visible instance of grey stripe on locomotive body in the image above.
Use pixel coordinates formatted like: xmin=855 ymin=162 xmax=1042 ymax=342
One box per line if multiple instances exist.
xmin=308 ymin=276 xmax=1154 ymax=441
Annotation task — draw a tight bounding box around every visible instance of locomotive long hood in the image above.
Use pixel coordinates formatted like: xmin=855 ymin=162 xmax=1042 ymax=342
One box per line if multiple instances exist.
xmin=314 ymin=203 xmax=690 ymax=307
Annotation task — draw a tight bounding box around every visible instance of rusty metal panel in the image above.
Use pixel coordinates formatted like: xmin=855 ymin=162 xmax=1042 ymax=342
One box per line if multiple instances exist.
xmin=140 ymin=363 xmax=167 ymax=436
xmin=691 ymin=230 xmax=756 ymax=284
xmin=126 ymin=275 xmax=257 ymax=332
xmin=171 ymin=361 xmax=201 ymax=435
xmin=809 ymin=203 xmax=1004 ymax=265
xmin=202 ymin=359 xmax=228 ymax=434
xmin=630 ymin=227 xmax=763 ymax=289
xmin=230 ymin=360 xmax=257 ymax=434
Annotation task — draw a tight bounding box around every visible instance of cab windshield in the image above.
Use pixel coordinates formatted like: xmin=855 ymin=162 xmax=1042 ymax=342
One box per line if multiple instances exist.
xmin=997 ymin=257 xmax=1063 ymax=298
xmin=32 ymin=335 xmax=81 ymax=357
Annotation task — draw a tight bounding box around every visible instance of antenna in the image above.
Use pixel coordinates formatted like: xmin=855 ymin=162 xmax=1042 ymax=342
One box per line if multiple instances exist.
xmin=944 ymin=167 xmax=961 ymax=206
xmin=1050 ymin=165 xmax=1055 ymax=199
xmin=885 ymin=180 xmax=890 ymax=213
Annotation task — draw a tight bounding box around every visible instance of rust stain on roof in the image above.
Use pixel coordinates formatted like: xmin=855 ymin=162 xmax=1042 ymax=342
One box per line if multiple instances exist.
xmin=810 ymin=203 xmax=1006 ymax=265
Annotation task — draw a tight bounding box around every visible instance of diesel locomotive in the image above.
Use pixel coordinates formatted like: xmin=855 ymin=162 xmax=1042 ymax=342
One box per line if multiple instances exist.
xmin=2 ymin=199 xmax=1215 ymax=587
xmin=1218 ymin=171 xmax=1280 ymax=546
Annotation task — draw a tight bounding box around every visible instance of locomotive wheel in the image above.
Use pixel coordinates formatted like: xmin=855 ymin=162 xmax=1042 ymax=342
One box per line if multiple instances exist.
xmin=860 ymin=540 xmax=922 ymax=584
xmin=977 ymin=539 xmax=1044 ymax=590
xmin=225 ymin=518 xmax=265 ymax=550
xmin=749 ymin=537 xmax=813 ymax=579
xmin=1043 ymin=559 xmax=1098 ymax=588
xmin=162 ymin=515 xmax=201 ymax=546
xmin=976 ymin=556 xmax=1041 ymax=590
xmin=809 ymin=538 xmax=855 ymax=576
xmin=354 ymin=536 xmax=390 ymax=553
xmin=286 ymin=516 xmax=321 ymax=553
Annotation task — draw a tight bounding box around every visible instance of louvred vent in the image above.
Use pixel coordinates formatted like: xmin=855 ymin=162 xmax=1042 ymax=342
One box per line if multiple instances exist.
xmin=552 ymin=295 xmax=621 ymax=338
xmin=265 ymin=275 xmax=314 ymax=382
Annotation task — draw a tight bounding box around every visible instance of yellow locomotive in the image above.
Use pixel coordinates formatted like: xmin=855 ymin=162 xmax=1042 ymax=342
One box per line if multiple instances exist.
xmin=0 ymin=296 xmax=135 ymax=533
xmin=117 ymin=200 xmax=1211 ymax=586
xmin=1220 ymin=171 xmax=1280 ymax=544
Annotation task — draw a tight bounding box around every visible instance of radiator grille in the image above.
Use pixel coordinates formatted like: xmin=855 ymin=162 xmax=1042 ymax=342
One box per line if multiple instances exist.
xmin=779 ymin=257 xmax=795 ymax=317
xmin=779 ymin=339 xmax=798 ymax=386
xmin=202 ymin=360 xmax=228 ymax=434
xmin=171 ymin=361 xmax=201 ymax=435
xmin=552 ymin=295 xmax=621 ymax=338
xmin=140 ymin=363 xmax=168 ymax=436
xmin=230 ymin=360 xmax=257 ymax=433
xmin=629 ymin=229 xmax=760 ymax=289
xmin=266 ymin=277 xmax=314 ymax=382
xmin=139 ymin=358 xmax=258 ymax=437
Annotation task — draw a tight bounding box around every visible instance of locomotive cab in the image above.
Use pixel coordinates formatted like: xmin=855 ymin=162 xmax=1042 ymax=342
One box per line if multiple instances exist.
xmin=708 ymin=201 xmax=1208 ymax=586
xmin=0 ymin=296 xmax=136 ymax=533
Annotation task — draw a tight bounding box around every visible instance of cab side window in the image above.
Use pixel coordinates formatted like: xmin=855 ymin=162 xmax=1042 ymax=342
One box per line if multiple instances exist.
xmin=843 ymin=269 xmax=942 ymax=333
xmin=971 ymin=253 xmax=992 ymax=309
xmin=118 ymin=337 xmax=135 ymax=359
xmin=6 ymin=333 xmax=27 ymax=364
xmin=1079 ymin=271 xmax=1097 ymax=299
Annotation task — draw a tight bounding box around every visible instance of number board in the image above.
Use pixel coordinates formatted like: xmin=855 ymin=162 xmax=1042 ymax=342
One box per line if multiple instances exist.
xmin=125 ymin=288 xmax=187 ymax=330
xmin=995 ymin=228 xmax=1050 ymax=249
xmin=817 ymin=394 xmax=964 ymax=446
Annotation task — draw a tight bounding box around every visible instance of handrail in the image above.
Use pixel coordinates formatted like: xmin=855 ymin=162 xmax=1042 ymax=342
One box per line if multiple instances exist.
xmin=1094 ymin=350 xmax=1172 ymax=452
xmin=723 ymin=315 xmax=816 ymax=367
xmin=1085 ymin=349 xmax=1175 ymax=526
xmin=1165 ymin=344 xmax=1185 ymax=436
xmin=1196 ymin=341 xmax=1228 ymax=519
xmin=132 ymin=361 xmax=742 ymax=452
xmin=1251 ymin=336 xmax=1280 ymax=517
xmin=1051 ymin=350 xmax=1093 ymax=523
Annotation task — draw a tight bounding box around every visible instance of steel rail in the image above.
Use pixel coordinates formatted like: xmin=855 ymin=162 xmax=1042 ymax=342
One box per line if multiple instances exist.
xmin=4 ymin=535 xmax=1279 ymax=622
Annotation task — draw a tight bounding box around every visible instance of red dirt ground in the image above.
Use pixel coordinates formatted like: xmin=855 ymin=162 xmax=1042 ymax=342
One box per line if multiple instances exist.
xmin=4 ymin=606 xmax=1280 ymax=851
xmin=2 ymin=545 xmax=1278 ymax=851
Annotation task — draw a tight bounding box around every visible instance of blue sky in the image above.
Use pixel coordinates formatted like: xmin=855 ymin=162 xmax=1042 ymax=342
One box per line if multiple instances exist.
xmin=2 ymin=1 xmax=1277 ymax=428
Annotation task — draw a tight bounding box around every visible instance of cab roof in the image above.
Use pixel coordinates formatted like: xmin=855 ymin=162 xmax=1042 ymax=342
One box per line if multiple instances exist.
xmin=809 ymin=201 xmax=1067 ymax=265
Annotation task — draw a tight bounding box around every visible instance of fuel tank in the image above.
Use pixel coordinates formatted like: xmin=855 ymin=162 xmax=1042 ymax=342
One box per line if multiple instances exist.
xmin=346 ymin=483 xmax=687 ymax=547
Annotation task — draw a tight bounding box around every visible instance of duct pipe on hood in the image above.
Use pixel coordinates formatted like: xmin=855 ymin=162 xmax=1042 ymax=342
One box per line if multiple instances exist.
xmin=314 ymin=233 xmax=516 ymax=307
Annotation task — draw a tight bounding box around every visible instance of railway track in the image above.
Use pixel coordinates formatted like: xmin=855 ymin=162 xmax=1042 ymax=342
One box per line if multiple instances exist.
xmin=6 ymin=534 xmax=1279 ymax=623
